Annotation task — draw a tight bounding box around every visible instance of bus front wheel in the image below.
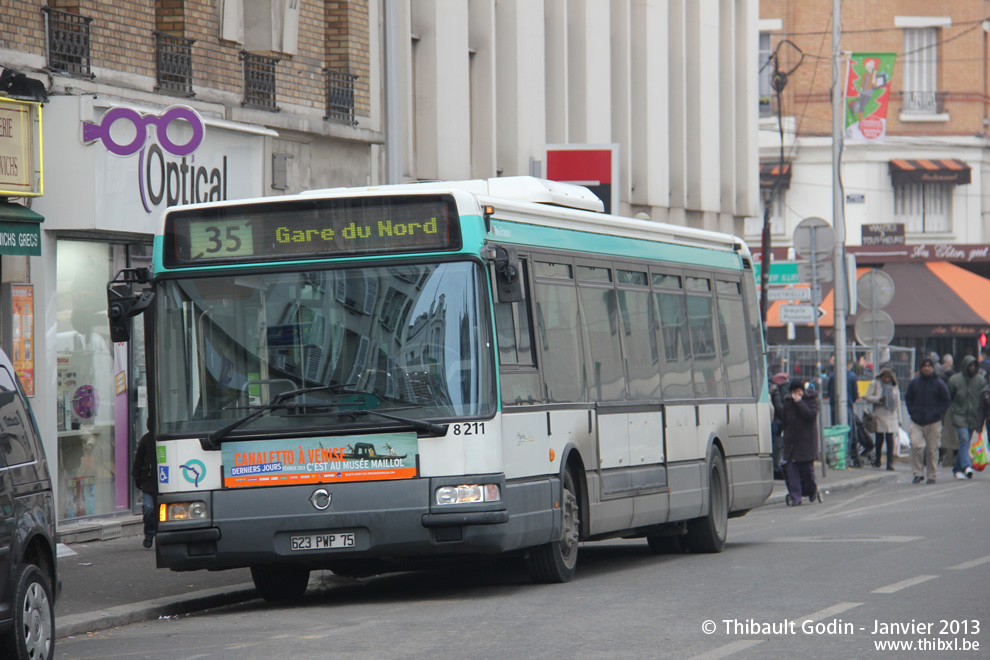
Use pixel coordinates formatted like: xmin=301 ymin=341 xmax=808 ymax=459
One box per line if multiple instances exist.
xmin=251 ymin=565 xmax=310 ymax=602
xmin=685 ymin=449 xmax=728 ymax=553
xmin=526 ymin=469 xmax=580 ymax=583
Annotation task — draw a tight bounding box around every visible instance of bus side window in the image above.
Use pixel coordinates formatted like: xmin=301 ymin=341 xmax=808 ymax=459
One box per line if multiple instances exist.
xmin=715 ymin=280 xmax=753 ymax=398
xmin=493 ymin=261 xmax=542 ymax=405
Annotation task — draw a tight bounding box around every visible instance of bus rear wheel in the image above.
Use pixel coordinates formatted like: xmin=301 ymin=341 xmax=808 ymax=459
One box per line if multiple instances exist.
xmin=684 ymin=449 xmax=728 ymax=553
xmin=526 ymin=469 xmax=580 ymax=583
xmin=251 ymin=565 xmax=310 ymax=602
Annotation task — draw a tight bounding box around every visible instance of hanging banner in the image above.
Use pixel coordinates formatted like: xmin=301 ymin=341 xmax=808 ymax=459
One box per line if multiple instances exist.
xmin=844 ymin=52 xmax=896 ymax=142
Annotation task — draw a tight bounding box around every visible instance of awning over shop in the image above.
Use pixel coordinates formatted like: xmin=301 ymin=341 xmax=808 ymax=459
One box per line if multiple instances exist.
xmin=766 ymin=262 xmax=990 ymax=336
xmin=888 ymin=159 xmax=971 ymax=186
xmin=759 ymin=162 xmax=791 ymax=190
xmin=0 ymin=202 xmax=43 ymax=256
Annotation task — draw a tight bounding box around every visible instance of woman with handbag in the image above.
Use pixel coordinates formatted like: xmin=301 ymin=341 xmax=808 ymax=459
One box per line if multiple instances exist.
xmin=863 ymin=367 xmax=902 ymax=470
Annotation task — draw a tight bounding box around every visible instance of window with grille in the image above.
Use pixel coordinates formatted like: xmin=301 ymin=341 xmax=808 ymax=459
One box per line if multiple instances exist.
xmin=759 ymin=32 xmax=773 ymax=117
xmin=42 ymin=6 xmax=92 ymax=76
xmin=902 ymin=28 xmax=940 ymax=113
xmin=761 ymin=190 xmax=787 ymax=236
xmin=155 ymin=32 xmax=195 ymax=97
xmin=325 ymin=69 xmax=357 ymax=124
xmin=893 ymin=183 xmax=951 ymax=233
xmin=241 ymin=52 xmax=279 ymax=111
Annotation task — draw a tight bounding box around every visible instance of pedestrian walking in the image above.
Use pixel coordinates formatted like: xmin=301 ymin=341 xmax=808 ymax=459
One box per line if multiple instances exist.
xmin=769 ymin=372 xmax=789 ymax=479
xmin=939 ymin=353 xmax=955 ymax=384
xmin=781 ymin=380 xmax=820 ymax=505
xmin=863 ymin=367 xmax=902 ymax=471
xmin=904 ymin=357 xmax=951 ymax=484
xmin=946 ymin=355 xmax=986 ymax=480
xmin=132 ymin=429 xmax=158 ymax=548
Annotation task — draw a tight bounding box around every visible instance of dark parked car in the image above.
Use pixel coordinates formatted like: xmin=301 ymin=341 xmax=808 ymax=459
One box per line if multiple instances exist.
xmin=0 ymin=349 xmax=58 ymax=659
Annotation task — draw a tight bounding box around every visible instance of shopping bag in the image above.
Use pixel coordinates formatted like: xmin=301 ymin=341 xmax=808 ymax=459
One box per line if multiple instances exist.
xmin=970 ymin=431 xmax=988 ymax=471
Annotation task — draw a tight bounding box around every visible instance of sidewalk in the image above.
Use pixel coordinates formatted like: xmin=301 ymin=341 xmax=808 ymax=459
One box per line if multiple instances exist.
xmin=55 ymin=461 xmax=906 ymax=639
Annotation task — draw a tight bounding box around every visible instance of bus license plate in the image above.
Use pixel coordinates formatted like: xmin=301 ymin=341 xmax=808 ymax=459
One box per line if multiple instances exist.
xmin=290 ymin=532 xmax=356 ymax=551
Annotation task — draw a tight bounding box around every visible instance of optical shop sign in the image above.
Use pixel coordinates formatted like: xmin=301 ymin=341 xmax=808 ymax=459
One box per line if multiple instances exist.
xmin=83 ymin=104 xmax=263 ymax=219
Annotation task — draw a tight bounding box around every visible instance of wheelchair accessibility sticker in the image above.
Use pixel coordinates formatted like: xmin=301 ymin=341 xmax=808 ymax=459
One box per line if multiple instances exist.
xmin=158 ymin=466 xmax=169 ymax=483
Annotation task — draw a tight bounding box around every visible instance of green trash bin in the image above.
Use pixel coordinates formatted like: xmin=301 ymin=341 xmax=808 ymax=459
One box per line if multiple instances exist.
xmin=823 ymin=424 xmax=850 ymax=470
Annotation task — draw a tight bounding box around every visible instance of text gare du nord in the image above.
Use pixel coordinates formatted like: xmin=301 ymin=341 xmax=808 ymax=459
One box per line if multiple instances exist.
xmin=274 ymin=216 xmax=442 ymax=245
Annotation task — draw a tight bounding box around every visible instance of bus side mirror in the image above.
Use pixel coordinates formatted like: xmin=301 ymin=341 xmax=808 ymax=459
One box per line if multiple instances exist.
xmin=493 ymin=246 xmax=523 ymax=303
xmin=107 ymin=268 xmax=153 ymax=343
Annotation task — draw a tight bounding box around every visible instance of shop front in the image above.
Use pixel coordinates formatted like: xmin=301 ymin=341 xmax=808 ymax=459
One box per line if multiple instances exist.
xmin=761 ymin=243 xmax=990 ymax=363
xmin=31 ymin=95 xmax=271 ymax=523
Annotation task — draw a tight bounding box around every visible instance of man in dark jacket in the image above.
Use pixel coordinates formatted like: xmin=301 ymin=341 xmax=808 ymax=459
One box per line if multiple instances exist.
xmin=782 ymin=380 xmax=820 ymax=505
xmin=132 ymin=430 xmax=158 ymax=548
xmin=947 ymin=355 xmax=986 ymax=479
xmin=904 ymin=357 xmax=952 ymax=484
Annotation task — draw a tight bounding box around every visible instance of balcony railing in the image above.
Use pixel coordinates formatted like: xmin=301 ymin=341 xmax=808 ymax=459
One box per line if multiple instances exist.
xmin=325 ymin=69 xmax=358 ymax=125
xmin=900 ymin=91 xmax=946 ymax=115
xmin=155 ymin=32 xmax=195 ymax=97
xmin=241 ymin=52 xmax=279 ymax=111
xmin=42 ymin=6 xmax=92 ymax=77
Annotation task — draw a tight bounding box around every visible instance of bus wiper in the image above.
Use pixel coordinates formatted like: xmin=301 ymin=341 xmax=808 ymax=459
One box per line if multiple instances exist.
xmin=346 ymin=409 xmax=448 ymax=437
xmin=201 ymin=385 xmax=348 ymax=450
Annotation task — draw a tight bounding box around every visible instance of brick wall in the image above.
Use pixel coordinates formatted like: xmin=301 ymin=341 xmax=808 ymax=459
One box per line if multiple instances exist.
xmin=277 ymin=0 xmax=329 ymax=112
xmin=3 ymin=1 xmax=374 ymax=120
xmin=325 ymin=0 xmax=371 ymax=118
xmin=1 ymin=1 xmax=47 ymax=55
xmin=761 ymin=0 xmax=988 ymax=137
xmin=155 ymin=0 xmax=185 ymax=35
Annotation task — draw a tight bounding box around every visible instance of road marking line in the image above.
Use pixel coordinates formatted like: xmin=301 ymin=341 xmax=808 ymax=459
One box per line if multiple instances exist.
xmin=688 ymin=639 xmax=765 ymax=660
xmin=810 ymin=484 xmax=966 ymax=521
xmin=949 ymin=556 xmax=990 ymax=570
xmin=796 ymin=602 xmax=863 ymax=624
xmin=767 ymin=536 xmax=921 ymax=543
xmin=872 ymin=575 xmax=938 ymax=594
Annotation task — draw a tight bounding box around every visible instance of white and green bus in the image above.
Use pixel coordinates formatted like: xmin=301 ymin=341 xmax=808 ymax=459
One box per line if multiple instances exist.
xmin=109 ymin=177 xmax=772 ymax=600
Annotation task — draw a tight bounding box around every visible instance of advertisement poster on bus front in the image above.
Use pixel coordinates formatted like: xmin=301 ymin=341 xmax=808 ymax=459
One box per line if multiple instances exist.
xmin=221 ymin=433 xmax=418 ymax=488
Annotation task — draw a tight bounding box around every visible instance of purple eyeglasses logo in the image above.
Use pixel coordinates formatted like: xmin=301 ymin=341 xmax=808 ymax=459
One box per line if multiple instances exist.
xmin=82 ymin=105 xmax=204 ymax=157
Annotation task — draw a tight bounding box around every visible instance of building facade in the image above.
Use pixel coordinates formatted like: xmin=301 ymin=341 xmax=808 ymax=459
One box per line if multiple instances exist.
xmin=754 ymin=0 xmax=990 ymax=359
xmin=393 ymin=0 xmax=761 ymax=234
xmin=0 ymin=0 xmax=382 ymax=524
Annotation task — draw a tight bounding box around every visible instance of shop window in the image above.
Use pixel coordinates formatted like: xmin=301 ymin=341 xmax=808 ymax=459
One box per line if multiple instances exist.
xmin=56 ymin=240 xmax=117 ymax=520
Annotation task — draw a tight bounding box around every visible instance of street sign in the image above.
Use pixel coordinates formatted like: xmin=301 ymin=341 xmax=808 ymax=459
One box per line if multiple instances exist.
xmin=754 ymin=261 xmax=801 ymax=286
xmin=857 ymin=268 xmax=895 ymax=310
xmin=779 ymin=304 xmax=826 ymax=324
xmin=793 ymin=217 xmax=835 ymax=261
xmin=855 ymin=309 xmax=895 ymax=346
xmin=767 ymin=287 xmax=812 ymax=302
xmin=797 ymin=261 xmax=834 ymax=283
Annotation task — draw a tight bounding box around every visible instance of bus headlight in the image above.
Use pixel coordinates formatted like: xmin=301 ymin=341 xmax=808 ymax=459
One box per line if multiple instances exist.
xmin=435 ymin=484 xmax=501 ymax=505
xmin=160 ymin=500 xmax=208 ymax=522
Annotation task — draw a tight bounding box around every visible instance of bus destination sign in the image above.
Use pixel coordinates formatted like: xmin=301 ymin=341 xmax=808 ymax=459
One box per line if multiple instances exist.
xmin=165 ymin=195 xmax=459 ymax=266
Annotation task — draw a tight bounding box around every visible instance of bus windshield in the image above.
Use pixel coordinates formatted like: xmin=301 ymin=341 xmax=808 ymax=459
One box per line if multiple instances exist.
xmin=154 ymin=260 xmax=494 ymax=437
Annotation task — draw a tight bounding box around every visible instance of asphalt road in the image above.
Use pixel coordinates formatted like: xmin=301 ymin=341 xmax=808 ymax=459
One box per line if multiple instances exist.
xmin=58 ymin=476 xmax=989 ymax=659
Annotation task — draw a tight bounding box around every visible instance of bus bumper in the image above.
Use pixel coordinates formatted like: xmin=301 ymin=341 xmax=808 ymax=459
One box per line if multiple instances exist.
xmin=156 ymin=475 xmax=555 ymax=571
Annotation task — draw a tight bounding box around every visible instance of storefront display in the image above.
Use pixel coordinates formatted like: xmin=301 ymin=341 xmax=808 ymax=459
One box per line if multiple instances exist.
xmin=56 ymin=240 xmax=118 ymax=519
